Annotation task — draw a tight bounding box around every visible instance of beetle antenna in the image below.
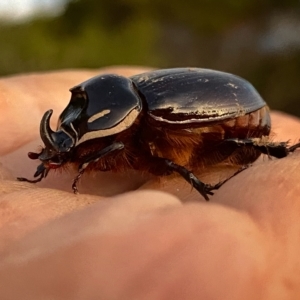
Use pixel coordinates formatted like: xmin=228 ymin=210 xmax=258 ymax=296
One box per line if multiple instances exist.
xmin=40 ymin=110 xmax=57 ymax=150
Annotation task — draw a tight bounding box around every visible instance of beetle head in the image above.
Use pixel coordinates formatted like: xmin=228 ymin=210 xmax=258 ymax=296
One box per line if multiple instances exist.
xmin=28 ymin=109 xmax=74 ymax=174
xmin=22 ymin=74 xmax=143 ymax=183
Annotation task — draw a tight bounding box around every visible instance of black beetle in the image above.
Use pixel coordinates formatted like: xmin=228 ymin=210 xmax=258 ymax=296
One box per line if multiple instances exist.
xmin=18 ymin=68 xmax=300 ymax=200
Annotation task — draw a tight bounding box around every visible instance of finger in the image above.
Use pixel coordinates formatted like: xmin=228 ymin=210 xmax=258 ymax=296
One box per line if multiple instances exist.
xmin=2 ymin=112 xmax=299 ymax=247
xmin=0 ymin=190 xmax=180 ymax=254
xmin=0 ymin=193 xmax=270 ymax=300
xmin=270 ymin=111 xmax=300 ymax=142
xmin=1 ymin=71 xmax=300 ymax=204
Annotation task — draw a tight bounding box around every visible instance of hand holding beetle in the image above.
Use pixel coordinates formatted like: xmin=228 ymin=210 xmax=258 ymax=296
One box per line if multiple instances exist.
xmin=1 ymin=68 xmax=300 ymax=299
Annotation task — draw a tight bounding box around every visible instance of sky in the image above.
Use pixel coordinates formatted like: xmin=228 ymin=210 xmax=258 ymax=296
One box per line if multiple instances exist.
xmin=0 ymin=0 xmax=64 ymax=22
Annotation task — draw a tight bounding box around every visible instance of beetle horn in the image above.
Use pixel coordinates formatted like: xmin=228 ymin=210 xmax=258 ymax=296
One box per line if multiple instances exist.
xmin=40 ymin=109 xmax=57 ymax=150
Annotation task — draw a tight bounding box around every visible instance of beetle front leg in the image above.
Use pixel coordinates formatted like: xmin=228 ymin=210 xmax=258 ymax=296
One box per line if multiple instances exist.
xmin=71 ymin=142 xmax=124 ymax=194
xmin=17 ymin=163 xmax=50 ymax=184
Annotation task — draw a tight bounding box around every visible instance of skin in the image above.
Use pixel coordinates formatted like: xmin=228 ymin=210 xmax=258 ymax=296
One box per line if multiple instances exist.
xmin=1 ymin=67 xmax=300 ymax=300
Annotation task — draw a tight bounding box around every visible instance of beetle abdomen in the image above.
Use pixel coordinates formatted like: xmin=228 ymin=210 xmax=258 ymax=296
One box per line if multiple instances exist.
xmin=204 ymin=105 xmax=271 ymax=166
xmin=142 ymin=105 xmax=271 ymax=170
xmin=222 ymin=105 xmax=270 ymax=138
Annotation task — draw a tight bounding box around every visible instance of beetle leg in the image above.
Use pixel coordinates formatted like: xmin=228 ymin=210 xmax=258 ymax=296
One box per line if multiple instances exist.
xmin=288 ymin=141 xmax=300 ymax=153
xmin=71 ymin=142 xmax=125 ymax=194
xmin=72 ymin=169 xmax=85 ymax=194
xmin=161 ymin=159 xmax=215 ymax=201
xmin=210 ymin=165 xmax=249 ymax=190
xmin=222 ymin=138 xmax=292 ymax=159
xmin=17 ymin=163 xmax=49 ymax=183
xmin=18 ymin=174 xmax=45 ymax=184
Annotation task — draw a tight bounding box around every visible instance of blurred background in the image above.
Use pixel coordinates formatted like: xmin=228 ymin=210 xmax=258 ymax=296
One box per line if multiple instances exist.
xmin=0 ymin=0 xmax=299 ymax=116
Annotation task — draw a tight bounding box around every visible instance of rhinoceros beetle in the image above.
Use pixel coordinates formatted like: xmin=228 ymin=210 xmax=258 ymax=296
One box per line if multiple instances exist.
xmin=18 ymin=68 xmax=300 ymax=200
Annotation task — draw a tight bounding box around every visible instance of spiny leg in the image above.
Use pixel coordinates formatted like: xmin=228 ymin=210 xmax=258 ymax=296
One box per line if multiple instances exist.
xmin=148 ymin=156 xmax=247 ymax=201
xmin=18 ymin=174 xmax=45 ymax=184
xmin=211 ymin=165 xmax=249 ymax=190
xmin=192 ymin=137 xmax=300 ymax=195
xmin=223 ymin=138 xmax=291 ymax=158
xmin=159 ymin=159 xmax=215 ymax=201
xmin=207 ymin=137 xmax=292 ymax=187
xmin=17 ymin=163 xmax=49 ymax=183
xmin=72 ymin=168 xmax=85 ymax=194
xmin=288 ymin=141 xmax=300 ymax=153
xmin=71 ymin=142 xmax=124 ymax=194
xmin=208 ymin=137 xmax=300 ymax=188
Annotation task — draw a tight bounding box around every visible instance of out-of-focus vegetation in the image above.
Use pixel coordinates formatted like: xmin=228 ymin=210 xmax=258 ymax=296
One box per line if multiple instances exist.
xmin=1 ymin=0 xmax=300 ymax=116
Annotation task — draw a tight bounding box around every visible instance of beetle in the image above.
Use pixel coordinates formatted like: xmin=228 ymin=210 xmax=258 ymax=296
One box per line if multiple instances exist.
xmin=17 ymin=68 xmax=300 ymax=200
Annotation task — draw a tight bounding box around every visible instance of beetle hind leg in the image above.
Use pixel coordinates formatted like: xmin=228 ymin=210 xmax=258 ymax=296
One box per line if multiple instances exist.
xmin=222 ymin=138 xmax=292 ymax=159
xmin=288 ymin=141 xmax=300 ymax=153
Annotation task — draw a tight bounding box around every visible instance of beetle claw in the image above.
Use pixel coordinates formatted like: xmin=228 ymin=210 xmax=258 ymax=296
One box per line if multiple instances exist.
xmin=192 ymin=182 xmax=214 ymax=201
xmin=17 ymin=174 xmax=44 ymax=184
xmin=17 ymin=164 xmax=49 ymax=184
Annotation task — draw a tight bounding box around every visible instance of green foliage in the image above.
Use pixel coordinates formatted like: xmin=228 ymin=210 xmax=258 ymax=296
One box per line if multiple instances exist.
xmin=0 ymin=13 xmax=159 ymax=74
xmin=0 ymin=0 xmax=299 ymax=115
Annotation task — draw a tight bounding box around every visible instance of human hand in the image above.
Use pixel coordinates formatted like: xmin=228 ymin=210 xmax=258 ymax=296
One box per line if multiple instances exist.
xmin=1 ymin=67 xmax=300 ymax=299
